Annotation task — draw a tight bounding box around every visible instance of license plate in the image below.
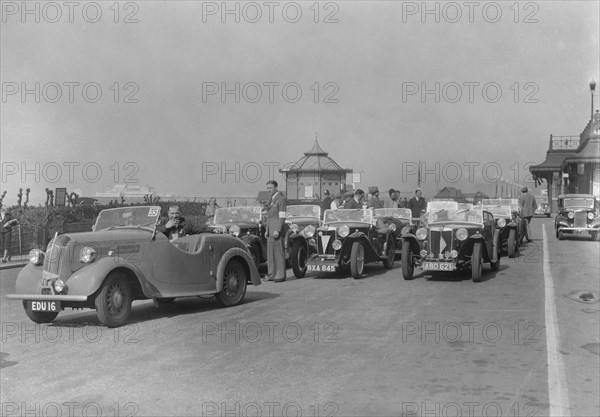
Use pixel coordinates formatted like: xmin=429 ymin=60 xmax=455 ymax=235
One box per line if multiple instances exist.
xmin=422 ymin=262 xmax=455 ymax=271
xmin=306 ymin=263 xmax=337 ymax=273
xmin=30 ymin=301 xmax=60 ymax=312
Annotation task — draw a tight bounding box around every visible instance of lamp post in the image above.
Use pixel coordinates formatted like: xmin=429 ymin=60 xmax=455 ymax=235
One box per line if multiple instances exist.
xmin=591 ymin=79 xmax=596 ymax=118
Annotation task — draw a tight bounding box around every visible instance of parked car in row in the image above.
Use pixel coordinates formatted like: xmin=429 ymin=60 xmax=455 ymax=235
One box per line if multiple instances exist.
xmin=401 ymin=201 xmax=501 ymax=282
xmin=555 ymin=194 xmax=600 ymax=240
xmin=481 ymin=204 xmax=520 ymax=258
xmin=7 ymin=206 xmax=261 ymax=327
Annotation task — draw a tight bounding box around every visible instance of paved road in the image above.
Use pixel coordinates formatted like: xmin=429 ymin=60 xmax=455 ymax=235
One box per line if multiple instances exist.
xmin=1 ymin=218 xmax=598 ymax=416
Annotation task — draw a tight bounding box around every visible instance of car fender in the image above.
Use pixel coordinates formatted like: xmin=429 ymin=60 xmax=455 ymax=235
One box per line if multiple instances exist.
xmin=64 ymin=257 xmax=147 ymax=297
xmin=401 ymin=233 xmax=421 ymax=255
xmin=216 ymin=247 xmax=261 ymax=291
xmin=14 ymin=263 xmax=44 ymax=294
xmin=462 ymin=234 xmax=491 ymax=261
xmin=288 ymin=233 xmax=309 ymax=248
xmin=556 ymin=220 xmax=571 ymax=228
xmin=343 ymin=233 xmax=380 ymax=262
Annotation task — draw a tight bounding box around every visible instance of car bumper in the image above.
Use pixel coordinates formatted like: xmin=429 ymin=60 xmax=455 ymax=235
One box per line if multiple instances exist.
xmin=6 ymin=294 xmax=88 ymax=302
xmin=557 ymin=227 xmax=598 ymax=234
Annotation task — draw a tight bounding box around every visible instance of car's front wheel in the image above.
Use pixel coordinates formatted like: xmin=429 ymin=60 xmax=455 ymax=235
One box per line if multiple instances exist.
xmin=558 ymin=231 xmax=564 ymax=240
xmin=95 ymin=271 xmax=133 ymax=327
xmin=507 ymin=229 xmax=517 ymax=258
xmin=471 ymin=243 xmax=483 ymax=282
xmin=382 ymin=238 xmax=395 ymax=269
xmin=290 ymin=242 xmax=307 ymax=278
xmin=350 ymin=241 xmax=365 ymax=279
xmin=215 ymin=260 xmax=247 ymax=307
xmin=23 ymin=301 xmax=59 ymax=324
xmin=401 ymin=240 xmax=414 ymax=280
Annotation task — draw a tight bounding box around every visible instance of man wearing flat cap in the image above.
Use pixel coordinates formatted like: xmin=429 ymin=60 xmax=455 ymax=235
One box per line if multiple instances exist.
xmin=368 ymin=186 xmax=384 ymax=209
xmin=518 ymin=187 xmax=537 ymax=242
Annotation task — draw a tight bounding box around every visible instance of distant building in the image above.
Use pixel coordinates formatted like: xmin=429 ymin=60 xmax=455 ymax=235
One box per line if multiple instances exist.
xmin=280 ymin=140 xmax=353 ymax=202
xmin=530 ymin=109 xmax=600 ymax=211
xmin=434 ymin=187 xmax=468 ymax=203
xmin=94 ymin=184 xmax=175 ymax=204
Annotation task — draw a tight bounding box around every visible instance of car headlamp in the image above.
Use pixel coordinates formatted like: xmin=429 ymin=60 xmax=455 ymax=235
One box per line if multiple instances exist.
xmin=79 ymin=247 xmax=97 ymax=263
xmin=420 ymin=249 xmax=428 ymax=257
xmin=29 ymin=249 xmax=45 ymax=265
xmin=332 ymin=240 xmax=342 ymax=250
xmin=416 ymin=228 xmax=427 ymax=241
xmin=229 ymin=225 xmax=241 ymax=237
xmin=497 ymin=218 xmax=506 ymax=228
xmin=304 ymin=225 xmax=316 ymax=238
xmin=337 ymin=225 xmax=350 ymax=238
xmin=588 ymin=212 xmax=595 ymax=220
xmin=456 ymin=228 xmax=468 ymax=241
xmin=53 ymin=279 xmax=66 ymax=293
xmin=450 ymin=250 xmax=458 ymax=258
xmin=567 ymin=212 xmax=574 ymax=219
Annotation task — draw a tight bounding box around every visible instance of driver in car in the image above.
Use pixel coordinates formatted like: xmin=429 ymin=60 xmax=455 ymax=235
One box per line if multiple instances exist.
xmin=157 ymin=205 xmax=203 ymax=241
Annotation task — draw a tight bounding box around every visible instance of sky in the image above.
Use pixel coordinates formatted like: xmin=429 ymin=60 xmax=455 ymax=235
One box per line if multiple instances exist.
xmin=1 ymin=0 xmax=599 ymax=205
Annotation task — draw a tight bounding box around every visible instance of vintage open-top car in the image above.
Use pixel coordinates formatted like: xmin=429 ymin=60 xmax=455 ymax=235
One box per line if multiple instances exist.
xmin=401 ymin=201 xmax=501 ymax=282
xmin=482 ymin=204 xmax=520 ymax=258
xmin=535 ymin=200 xmax=551 ymax=217
xmin=7 ymin=206 xmax=261 ymax=327
xmin=483 ymin=198 xmax=527 ymax=244
xmin=285 ymin=205 xmax=321 ymax=277
xmin=554 ymin=194 xmax=600 ymax=240
xmin=212 ymin=206 xmax=266 ymax=268
xmin=301 ymin=208 xmax=396 ymax=279
xmin=373 ymin=208 xmax=414 ymax=257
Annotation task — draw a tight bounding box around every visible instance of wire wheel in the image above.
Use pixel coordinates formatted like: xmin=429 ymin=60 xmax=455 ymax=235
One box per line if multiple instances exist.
xmin=215 ymin=260 xmax=247 ymax=307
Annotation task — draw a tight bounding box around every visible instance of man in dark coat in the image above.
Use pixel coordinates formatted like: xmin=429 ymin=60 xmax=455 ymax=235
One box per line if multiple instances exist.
xmin=345 ymin=189 xmax=365 ymax=209
xmin=157 ymin=205 xmax=202 ymax=241
xmin=321 ymin=189 xmax=333 ymax=213
xmin=408 ymin=188 xmax=427 ymax=219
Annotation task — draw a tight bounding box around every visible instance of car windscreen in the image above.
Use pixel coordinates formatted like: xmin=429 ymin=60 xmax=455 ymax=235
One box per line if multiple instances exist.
xmin=214 ymin=207 xmax=262 ymax=224
xmin=426 ymin=208 xmax=483 ymax=224
xmin=286 ymin=205 xmax=320 ymax=219
xmin=323 ymin=209 xmax=373 ymax=225
xmin=563 ymin=198 xmax=595 ymax=209
xmin=94 ymin=206 xmax=161 ymax=230
xmin=374 ymin=208 xmax=412 ymax=220
xmin=482 ymin=206 xmax=512 ymax=218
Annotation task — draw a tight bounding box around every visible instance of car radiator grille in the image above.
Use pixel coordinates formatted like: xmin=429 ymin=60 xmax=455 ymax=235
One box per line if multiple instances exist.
xmin=574 ymin=211 xmax=587 ymax=228
xmin=429 ymin=229 xmax=453 ymax=257
xmin=318 ymin=231 xmax=336 ymax=255
xmin=44 ymin=235 xmax=71 ymax=274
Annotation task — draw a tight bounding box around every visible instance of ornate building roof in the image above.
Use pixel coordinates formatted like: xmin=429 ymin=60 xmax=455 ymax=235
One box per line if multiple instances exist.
xmin=281 ymin=140 xmax=352 ymax=174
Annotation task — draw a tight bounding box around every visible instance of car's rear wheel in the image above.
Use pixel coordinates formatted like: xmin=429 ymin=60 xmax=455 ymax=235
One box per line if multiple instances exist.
xmin=22 ymin=301 xmax=59 ymax=324
xmin=401 ymin=240 xmax=414 ymax=280
xmin=290 ymin=242 xmax=307 ymax=278
xmin=507 ymin=229 xmax=517 ymax=258
xmin=215 ymin=260 xmax=247 ymax=307
xmin=471 ymin=243 xmax=483 ymax=282
xmin=382 ymin=238 xmax=395 ymax=269
xmin=95 ymin=271 xmax=133 ymax=327
xmin=350 ymin=241 xmax=365 ymax=279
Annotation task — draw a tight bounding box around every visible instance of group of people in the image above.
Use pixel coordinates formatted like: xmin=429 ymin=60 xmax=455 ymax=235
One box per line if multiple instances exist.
xmin=320 ymin=187 xmax=428 ymax=220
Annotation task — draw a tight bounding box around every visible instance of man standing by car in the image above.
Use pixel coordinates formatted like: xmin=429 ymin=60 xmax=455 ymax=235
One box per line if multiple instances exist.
xmin=408 ymin=188 xmax=427 ymax=220
xmin=345 ymin=189 xmax=365 ymax=209
xmin=264 ymin=180 xmax=287 ymax=282
xmin=321 ymin=189 xmax=333 ymax=213
xmin=157 ymin=205 xmax=202 ymax=241
xmin=518 ymin=187 xmax=537 ymax=242
xmin=1 ymin=207 xmax=18 ymax=263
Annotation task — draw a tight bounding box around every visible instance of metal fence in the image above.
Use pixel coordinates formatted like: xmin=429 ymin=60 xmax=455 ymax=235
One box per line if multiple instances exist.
xmin=3 ymin=222 xmax=95 ymax=256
